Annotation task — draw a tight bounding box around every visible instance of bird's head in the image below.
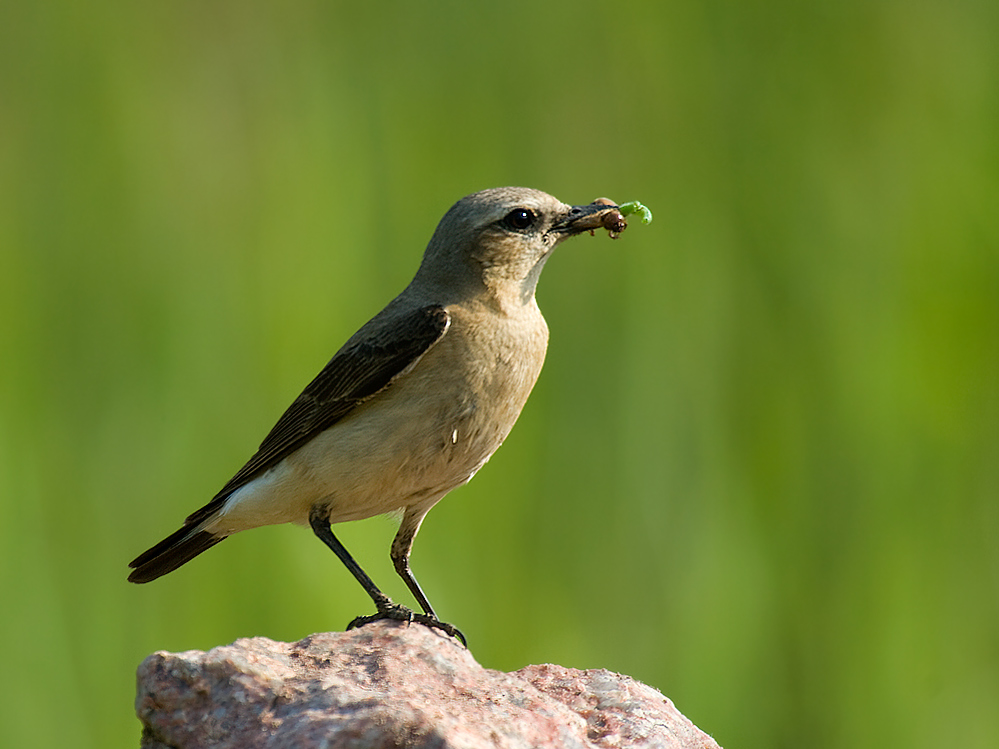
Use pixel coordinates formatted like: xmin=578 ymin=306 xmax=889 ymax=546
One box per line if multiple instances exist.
xmin=416 ymin=187 xmax=622 ymax=307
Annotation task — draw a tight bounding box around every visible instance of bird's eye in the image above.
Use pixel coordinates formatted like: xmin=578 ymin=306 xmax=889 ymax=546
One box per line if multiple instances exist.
xmin=503 ymin=208 xmax=535 ymax=231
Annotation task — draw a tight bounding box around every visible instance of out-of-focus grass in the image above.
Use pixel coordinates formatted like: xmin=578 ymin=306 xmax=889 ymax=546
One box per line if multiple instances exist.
xmin=1 ymin=2 xmax=997 ymax=747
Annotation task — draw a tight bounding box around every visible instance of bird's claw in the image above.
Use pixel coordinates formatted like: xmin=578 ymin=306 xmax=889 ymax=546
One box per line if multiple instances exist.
xmin=347 ymin=603 xmax=467 ymax=647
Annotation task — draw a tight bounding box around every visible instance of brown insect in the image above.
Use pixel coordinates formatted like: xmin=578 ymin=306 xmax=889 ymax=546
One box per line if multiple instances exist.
xmin=591 ymin=198 xmax=627 ymax=239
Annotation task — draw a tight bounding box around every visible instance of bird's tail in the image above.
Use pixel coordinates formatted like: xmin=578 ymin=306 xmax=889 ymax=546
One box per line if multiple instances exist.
xmin=127 ymin=523 xmax=226 ymax=583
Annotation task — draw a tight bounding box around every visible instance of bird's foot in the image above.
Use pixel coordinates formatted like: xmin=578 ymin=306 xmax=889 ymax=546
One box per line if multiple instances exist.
xmin=347 ymin=602 xmax=466 ymax=647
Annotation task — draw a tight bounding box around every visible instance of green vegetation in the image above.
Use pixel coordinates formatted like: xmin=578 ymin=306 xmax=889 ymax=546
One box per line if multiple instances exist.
xmin=1 ymin=2 xmax=997 ymax=748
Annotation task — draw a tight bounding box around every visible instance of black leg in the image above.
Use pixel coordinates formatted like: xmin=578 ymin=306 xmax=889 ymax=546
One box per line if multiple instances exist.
xmin=308 ymin=507 xmax=466 ymax=646
xmin=308 ymin=507 xmax=393 ymax=609
xmin=390 ymin=508 xmax=438 ymax=619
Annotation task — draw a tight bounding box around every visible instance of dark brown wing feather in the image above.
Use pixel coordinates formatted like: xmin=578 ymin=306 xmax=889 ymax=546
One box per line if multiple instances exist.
xmin=128 ymin=304 xmax=450 ymax=578
xmin=191 ymin=304 xmax=450 ymax=524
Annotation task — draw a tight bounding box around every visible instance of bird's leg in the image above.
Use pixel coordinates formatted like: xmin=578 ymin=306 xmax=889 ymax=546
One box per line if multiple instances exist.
xmin=386 ymin=506 xmax=467 ymax=646
xmin=308 ymin=507 xmax=465 ymax=646
xmin=308 ymin=507 xmax=396 ymax=611
xmin=390 ymin=507 xmax=437 ymax=617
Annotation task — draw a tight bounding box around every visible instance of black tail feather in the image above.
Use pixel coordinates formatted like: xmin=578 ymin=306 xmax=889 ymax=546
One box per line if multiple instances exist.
xmin=128 ymin=527 xmax=225 ymax=583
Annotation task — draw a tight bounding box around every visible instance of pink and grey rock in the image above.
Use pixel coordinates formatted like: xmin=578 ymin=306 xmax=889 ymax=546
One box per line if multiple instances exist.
xmin=136 ymin=623 xmax=721 ymax=749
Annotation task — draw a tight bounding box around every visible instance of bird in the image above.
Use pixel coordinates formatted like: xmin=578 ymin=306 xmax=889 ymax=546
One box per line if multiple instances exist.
xmin=128 ymin=187 xmax=628 ymax=645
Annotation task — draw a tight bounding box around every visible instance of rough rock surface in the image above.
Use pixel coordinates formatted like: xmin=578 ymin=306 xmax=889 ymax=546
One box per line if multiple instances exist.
xmin=136 ymin=622 xmax=721 ymax=749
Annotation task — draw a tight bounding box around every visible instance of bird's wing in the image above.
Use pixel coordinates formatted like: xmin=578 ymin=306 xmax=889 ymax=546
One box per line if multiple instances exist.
xmin=184 ymin=304 xmax=451 ymax=526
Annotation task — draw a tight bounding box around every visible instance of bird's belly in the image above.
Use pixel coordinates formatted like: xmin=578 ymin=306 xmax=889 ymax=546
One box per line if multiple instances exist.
xmin=214 ymin=385 xmax=509 ymax=533
xmin=312 ymin=388 xmax=509 ymax=523
xmin=214 ymin=307 xmax=546 ymax=533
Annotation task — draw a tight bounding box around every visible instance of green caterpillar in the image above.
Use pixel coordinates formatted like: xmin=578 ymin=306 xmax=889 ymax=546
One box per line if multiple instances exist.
xmin=618 ymin=201 xmax=653 ymax=224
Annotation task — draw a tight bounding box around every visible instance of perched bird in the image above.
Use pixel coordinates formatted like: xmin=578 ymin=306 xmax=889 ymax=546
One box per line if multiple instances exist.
xmin=128 ymin=187 xmax=628 ymax=644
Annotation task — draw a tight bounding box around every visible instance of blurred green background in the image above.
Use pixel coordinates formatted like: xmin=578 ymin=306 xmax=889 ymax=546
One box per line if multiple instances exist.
xmin=2 ymin=1 xmax=997 ymax=747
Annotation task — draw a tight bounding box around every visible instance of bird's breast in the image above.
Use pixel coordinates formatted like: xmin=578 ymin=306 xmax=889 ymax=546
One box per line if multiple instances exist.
xmin=252 ymin=301 xmax=551 ymax=526
xmin=395 ymin=301 xmax=549 ymax=480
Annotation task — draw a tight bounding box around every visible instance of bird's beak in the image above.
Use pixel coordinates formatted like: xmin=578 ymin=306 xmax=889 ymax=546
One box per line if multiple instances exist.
xmin=550 ymin=200 xmax=625 ymax=236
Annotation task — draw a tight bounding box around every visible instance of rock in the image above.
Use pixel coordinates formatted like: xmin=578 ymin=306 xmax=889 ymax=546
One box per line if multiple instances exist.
xmin=136 ymin=622 xmax=721 ymax=749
